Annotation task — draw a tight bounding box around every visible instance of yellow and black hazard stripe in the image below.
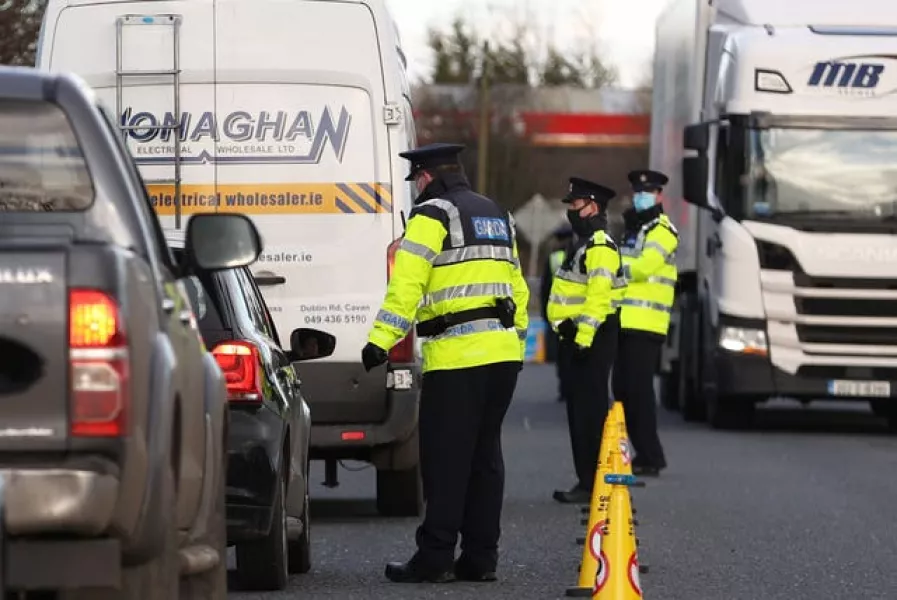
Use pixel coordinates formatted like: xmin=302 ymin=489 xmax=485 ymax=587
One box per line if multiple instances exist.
xmin=335 ymin=183 xmax=393 ymax=214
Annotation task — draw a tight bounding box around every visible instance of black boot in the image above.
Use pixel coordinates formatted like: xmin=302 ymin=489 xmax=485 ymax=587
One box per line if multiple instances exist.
xmin=454 ymin=557 xmax=497 ymax=582
xmin=384 ymin=559 xmax=456 ymax=584
xmin=552 ymin=484 xmax=591 ymax=504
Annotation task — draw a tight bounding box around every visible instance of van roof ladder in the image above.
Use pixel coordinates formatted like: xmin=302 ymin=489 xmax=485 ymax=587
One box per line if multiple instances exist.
xmin=115 ymin=14 xmax=184 ymax=228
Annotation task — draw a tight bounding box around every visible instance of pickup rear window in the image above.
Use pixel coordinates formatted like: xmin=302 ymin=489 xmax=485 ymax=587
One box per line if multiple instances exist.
xmin=0 ymin=99 xmax=94 ymax=212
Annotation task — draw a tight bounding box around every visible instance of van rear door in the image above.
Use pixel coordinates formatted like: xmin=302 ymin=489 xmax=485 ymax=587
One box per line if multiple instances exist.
xmin=214 ymin=0 xmax=396 ymax=423
xmin=47 ymin=0 xmax=217 ymax=230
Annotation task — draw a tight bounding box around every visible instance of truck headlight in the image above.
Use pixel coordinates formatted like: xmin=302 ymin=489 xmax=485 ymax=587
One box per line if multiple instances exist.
xmin=719 ymin=327 xmax=767 ymax=355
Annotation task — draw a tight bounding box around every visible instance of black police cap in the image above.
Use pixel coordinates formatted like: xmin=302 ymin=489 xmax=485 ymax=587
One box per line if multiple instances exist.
xmin=399 ymin=143 xmax=466 ymax=181
xmin=562 ymin=177 xmax=616 ymax=207
xmin=628 ymin=169 xmax=669 ymax=192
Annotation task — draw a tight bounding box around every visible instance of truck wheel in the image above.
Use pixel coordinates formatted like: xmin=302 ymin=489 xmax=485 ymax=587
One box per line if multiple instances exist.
xmin=179 ymin=453 xmax=228 ymax=599
xmin=287 ymin=482 xmax=311 ymax=574
xmin=677 ymin=294 xmax=705 ymax=422
xmin=62 ymin=469 xmax=179 ymax=600
xmin=376 ymin=463 xmax=423 ymax=517
xmin=235 ymin=465 xmax=289 ymax=591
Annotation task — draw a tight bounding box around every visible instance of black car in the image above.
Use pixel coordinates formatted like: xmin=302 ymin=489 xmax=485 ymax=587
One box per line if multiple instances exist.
xmin=167 ymin=231 xmax=335 ymax=591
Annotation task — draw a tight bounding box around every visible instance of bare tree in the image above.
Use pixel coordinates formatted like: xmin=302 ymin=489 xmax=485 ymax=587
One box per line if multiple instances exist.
xmin=0 ymin=0 xmax=46 ymax=66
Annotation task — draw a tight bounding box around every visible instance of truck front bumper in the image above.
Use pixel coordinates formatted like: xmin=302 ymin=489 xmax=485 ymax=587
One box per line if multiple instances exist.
xmin=715 ymin=349 xmax=896 ymax=401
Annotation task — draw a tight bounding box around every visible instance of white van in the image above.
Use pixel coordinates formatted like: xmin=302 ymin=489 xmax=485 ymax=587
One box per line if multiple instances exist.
xmin=38 ymin=0 xmax=425 ymax=516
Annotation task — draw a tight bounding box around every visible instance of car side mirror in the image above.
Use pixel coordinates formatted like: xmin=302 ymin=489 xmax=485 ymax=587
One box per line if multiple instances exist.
xmin=184 ymin=213 xmax=262 ymax=271
xmin=290 ymin=327 xmax=336 ymax=361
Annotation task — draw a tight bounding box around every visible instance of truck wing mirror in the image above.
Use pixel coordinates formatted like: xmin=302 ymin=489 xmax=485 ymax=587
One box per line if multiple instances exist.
xmin=682 ymin=157 xmax=724 ymax=223
xmin=684 ymin=122 xmax=710 ymax=152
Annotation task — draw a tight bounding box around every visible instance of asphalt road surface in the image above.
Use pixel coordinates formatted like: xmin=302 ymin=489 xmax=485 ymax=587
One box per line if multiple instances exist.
xmin=228 ymin=364 xmax=897 ymax=599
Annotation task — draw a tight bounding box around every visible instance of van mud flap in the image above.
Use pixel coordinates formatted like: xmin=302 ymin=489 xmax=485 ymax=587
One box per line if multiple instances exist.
xmin=0 ymin=251 xmax=69 ymax=452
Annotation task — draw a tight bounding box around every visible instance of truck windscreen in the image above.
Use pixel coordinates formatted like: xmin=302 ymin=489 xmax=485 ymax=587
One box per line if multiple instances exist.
xmin=745 ymin=128 xmax=897 ymax=220
xmin=0 ymin=99 xmax=94 ymax=212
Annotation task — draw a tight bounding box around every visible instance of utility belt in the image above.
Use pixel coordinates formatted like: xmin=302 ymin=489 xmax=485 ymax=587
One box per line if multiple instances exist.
xmin=415 ymin=296 xmax=516 ymax=338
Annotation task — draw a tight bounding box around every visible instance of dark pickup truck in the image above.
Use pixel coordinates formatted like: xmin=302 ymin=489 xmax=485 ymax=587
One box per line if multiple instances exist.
xmin=0 ymin=66 xmax=263 ymax=598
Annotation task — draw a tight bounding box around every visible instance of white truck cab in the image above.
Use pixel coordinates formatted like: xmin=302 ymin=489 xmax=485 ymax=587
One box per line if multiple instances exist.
xmin=653 ymin=0 xmax=897 ymax=429
xmin=38 ymin=0 xmax=426 ymax=515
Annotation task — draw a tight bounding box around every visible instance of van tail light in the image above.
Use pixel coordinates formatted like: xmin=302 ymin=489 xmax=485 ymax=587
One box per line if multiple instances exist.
xmin=212 ymin=341 xmax=263 ymax=403
xmin=69 ymin=289 xmax=129 ymax=437
xmin=386 ymin=238 xmax=415 ymax=364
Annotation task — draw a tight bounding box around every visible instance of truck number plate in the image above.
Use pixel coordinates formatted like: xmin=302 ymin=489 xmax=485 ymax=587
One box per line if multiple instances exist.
xmin=827 ymin=380 xmax=891 ymax=398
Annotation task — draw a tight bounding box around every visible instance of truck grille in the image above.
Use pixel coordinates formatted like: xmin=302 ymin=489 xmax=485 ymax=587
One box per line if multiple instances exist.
xmin=791 ymin=274 xmax=897 ymax=348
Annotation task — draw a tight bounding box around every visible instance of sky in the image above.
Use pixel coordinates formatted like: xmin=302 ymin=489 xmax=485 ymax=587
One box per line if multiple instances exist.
xmin=385 ymin=0 xmax=671 ymax=88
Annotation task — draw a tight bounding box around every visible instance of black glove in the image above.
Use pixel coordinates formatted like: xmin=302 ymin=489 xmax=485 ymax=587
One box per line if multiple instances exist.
xmin=557 ymin=319 xmax=576 ymax=341
xmin=361 ymin=342 xmax=388 ymax=372
xmin=572 ymin=344 xmax=590 ymax=363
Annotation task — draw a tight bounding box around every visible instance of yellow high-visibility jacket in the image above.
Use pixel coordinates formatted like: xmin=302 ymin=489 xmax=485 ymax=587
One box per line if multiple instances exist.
xmin=367 ymin=177 xmax=529 ymax=372
xmin=546 ymin=230 xmax=623 ymax=349
xmin=620 ymin=209 xmax=679 ymax=337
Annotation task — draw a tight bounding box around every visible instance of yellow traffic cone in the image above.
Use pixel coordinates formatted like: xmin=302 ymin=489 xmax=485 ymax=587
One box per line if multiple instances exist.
xmin=566 ymin=407 xmax=619 ymax=597
xmin=609 ymin=402 xmax=634 ymax=476
xmin=597 ymin=457 xmax=643 ymax=599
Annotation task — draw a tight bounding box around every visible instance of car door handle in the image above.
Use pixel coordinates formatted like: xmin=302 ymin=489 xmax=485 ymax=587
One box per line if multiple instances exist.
xmin=178 ymin=310 xmax=193 ymax=324
xmin=162 ymin=298 xmax=176 ymax=313
xmin=255 ymin=271 xmax=286 ymax=286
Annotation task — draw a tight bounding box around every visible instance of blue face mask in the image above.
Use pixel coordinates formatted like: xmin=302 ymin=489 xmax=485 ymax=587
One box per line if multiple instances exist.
xmin=633 ymin=191 xmax=656 ymax=212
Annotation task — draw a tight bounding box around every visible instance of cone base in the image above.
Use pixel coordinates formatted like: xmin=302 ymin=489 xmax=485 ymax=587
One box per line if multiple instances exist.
xmin=565 ymin=586 xmax=595 ymax=597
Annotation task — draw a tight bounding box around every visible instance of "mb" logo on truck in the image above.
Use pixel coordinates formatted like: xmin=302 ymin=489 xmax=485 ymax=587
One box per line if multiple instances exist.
xmin=807 ymin=61 xmax=884 ymax=89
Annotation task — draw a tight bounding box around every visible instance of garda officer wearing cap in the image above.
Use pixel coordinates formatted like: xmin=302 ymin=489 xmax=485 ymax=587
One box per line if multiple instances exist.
xmin=615 ymin=169 xmax=678 ymax=476
xmin=361 ymin=142 xmax=529 ymax=583
xmin=540 ymin=223 xmax=576 ymax=401
xmin=547 ymin=177 xmax=624 ymax=504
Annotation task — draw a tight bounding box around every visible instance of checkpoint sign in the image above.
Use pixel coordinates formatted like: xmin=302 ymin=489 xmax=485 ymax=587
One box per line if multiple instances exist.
xmin=588 ymin=520 xmax=609 ymax=592
xmin=628 ymin=552 xmax=642 ymax=596
xmin=620 ymin=437 xmax=633 ymax=465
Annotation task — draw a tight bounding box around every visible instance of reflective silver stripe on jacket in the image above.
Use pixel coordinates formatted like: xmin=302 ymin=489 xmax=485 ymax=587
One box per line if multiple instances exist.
xmin=422 ymin=282 xmax=513 ymax=307
xmin=644 ymin=241 xmax=672 ymax=260
xmin=549 ymin=293 xmax=586 ymax=306
xmin=621 ymin=246 xmax=639 ymax=257
xmin=418 ymin=198 xmax=464 ymax=247
xmin=621 ymin=298 xmax=672 ymax=313
xmin=588 ymin=267 xmax=615 ymax=280
xmin=555 ymin=268 xmax=588 ymax=284
xmin=646 ymin=275 xmax=677 ymax=286
xmin=425 ymin=318 xmax=513 ymax=340
xmin=574 ymin=315 xmax=602 ymax=329
xmin=399 ymin=238 xmax=437 ymax=263
xmin=433 ymin=245 xmax=515 ymax=267
xmin=375 ymin=309 xmax=412 ymax=332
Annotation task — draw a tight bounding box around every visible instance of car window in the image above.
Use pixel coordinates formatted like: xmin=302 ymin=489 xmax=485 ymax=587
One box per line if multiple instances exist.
xmin=0 ymin=98 xmax=94 ymax=211
xmin=183 ymin=274 xmax=225 ymax=335
xmin=217 ymin=268 xmax=258 ymax=334
xmin=242 ymin=267 xmax=284 ymax=348
xmin=232 ymin=267 xmax=278 ymax=342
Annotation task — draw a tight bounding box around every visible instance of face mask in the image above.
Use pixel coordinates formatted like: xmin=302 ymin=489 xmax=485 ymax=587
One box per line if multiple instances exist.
xmin=633 ymin=191 xmax=656 ymax=212
xmin=567 ymin=209 xmax=604 ymax=237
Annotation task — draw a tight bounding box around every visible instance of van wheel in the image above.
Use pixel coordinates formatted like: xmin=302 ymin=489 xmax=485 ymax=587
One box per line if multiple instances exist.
xmin=235 ymin=465 xmax=289 ymax=591
xmin=376 ymin=463 xmax=423 ymax=517
xmin=179 ymin=453 xmax=228 ymax=599
xmin=288 ymin=483 xmax=311 ymax=574
xmin=62 ymin=469 xmax=179 ymax=600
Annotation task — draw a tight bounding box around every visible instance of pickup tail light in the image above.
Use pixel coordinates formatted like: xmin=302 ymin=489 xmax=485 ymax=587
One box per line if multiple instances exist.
xmin=386 ymin=238 xmax=415 ymax=364
xmin=69 ymin=289 xmax=129 ymax=437
xmin=212 ymin=341 xmax=263 ymax=403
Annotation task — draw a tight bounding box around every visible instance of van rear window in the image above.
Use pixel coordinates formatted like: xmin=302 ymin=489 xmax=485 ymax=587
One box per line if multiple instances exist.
xmin=0 ymin=99 xmax=94 ymax=212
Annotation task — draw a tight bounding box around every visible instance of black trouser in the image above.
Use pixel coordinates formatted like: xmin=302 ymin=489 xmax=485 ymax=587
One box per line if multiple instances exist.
xmin=413 ymin=361 xmax=520 ymax=574
xmin=556 ymin=335 xmax=574 ymax=401
xmin=612 ymin=331 xmax=666 ymax=468
xmin=564 ymin=312 xmax=619 ymax=491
